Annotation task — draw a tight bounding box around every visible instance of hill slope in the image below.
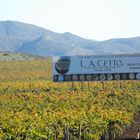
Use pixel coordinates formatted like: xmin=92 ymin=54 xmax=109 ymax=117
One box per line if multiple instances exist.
xmin=0 ymin=52 xmax=34 ymax=61
xmin=0 ymin=20 xmax=140 ymax=56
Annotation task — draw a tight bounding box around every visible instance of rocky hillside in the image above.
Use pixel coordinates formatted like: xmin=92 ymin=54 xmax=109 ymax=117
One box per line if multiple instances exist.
xmin=0 ymin=20 xmax=140 ymax=56
xmin=0 ymin=52 xmax=34 ymax=61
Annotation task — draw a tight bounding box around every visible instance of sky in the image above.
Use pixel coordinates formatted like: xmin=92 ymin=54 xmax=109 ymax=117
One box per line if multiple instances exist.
xmin=0 ymin=0 xmax=140 ymax=40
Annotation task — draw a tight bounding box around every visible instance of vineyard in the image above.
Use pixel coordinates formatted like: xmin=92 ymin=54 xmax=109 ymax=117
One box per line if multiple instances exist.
xmin=0 ymin=58 xmax=140 ymax=140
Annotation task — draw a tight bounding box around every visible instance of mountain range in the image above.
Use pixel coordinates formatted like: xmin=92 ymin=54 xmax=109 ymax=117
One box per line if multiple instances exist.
xmin=0 ymin=20 xmax=140 ymax=56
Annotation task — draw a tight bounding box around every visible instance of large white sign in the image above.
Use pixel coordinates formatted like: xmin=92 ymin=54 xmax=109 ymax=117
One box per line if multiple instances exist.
xmin=52 ymin=54 xmax=140 ymax=82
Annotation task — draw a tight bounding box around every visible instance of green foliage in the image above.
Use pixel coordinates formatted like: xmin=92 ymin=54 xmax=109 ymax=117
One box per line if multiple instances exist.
xmin=0 ymin=59 xmax=140 ymax=140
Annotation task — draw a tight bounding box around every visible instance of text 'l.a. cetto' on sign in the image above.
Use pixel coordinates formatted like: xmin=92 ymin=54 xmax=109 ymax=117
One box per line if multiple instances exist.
xmin=52 ymin=54 xmax=140 ymax=82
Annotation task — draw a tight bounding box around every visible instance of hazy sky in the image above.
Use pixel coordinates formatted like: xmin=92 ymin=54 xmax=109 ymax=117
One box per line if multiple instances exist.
xmin=0 ymin=0 xmax=140 ymax=40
